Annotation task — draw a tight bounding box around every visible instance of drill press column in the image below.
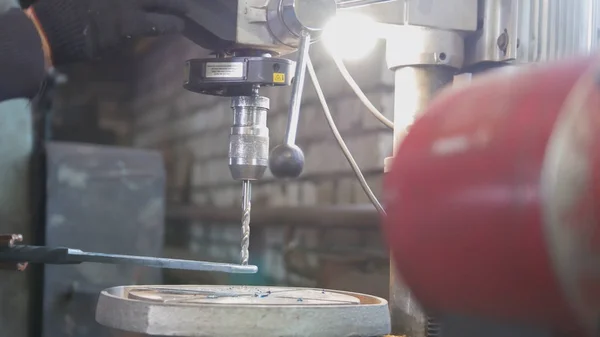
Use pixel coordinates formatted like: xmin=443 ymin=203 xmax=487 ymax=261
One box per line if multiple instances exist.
xmin=384 ymin=26 xmax=464 ymax=337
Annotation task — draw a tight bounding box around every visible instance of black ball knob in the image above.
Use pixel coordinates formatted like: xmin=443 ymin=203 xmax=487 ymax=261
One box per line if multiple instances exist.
xmin=269 ymin=144 xmax=305 ymax=179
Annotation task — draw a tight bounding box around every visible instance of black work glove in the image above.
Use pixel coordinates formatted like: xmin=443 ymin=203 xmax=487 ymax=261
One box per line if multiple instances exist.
xmin=31 ymin=0 xmax=190 ymax=65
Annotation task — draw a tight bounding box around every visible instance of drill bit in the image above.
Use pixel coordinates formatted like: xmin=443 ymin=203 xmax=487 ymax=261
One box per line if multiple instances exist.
xmin=241 ymin=180 xmax=252 ymax=265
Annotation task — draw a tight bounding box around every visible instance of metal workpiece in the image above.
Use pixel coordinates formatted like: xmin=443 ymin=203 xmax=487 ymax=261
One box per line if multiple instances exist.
xmin=385 ymin=26 xmax=465 ymax=70
xmin=228 ymin=95 xmax=270 ymax=181
xmin=267 ymin=0 xmax=337 ymax=47
xmin=0 ymin=244 xmax=258 ymax=274
xmin=96 ymin=285 xmax=391 ymax=337
xmin=464 ymin=0 xmax=519 ymax=67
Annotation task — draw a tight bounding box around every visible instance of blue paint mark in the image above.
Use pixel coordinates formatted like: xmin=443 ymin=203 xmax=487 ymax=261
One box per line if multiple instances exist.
xmin=255 ymin=291 xmax=269 ymax=298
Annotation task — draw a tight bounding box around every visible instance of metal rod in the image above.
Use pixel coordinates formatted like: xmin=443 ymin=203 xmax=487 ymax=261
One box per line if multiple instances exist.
xmin=71 ymin=250 xmax=258 ymax=273
xmin=0 ymin=245 xmax=258 ymax=274
xmin=284 ymin=31 xmax=311 ymax=146
xmin=241 ymin=180 xmax=252 ymax=265
xmin=167 ymin=204 xmax=380 ymax=228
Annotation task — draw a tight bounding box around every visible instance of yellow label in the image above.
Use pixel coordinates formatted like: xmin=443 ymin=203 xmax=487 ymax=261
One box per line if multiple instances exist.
xmin=273 ymin=73 xmax=286 ymax=83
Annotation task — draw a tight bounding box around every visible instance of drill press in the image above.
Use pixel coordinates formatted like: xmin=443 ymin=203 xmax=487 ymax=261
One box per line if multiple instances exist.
xmin=182 ymin=0 xmax=335 ymax=265
xmin=184 ymin=54 xmax=294 ymax=265
xmin=95 ymin=1 xmax=396 ymax=337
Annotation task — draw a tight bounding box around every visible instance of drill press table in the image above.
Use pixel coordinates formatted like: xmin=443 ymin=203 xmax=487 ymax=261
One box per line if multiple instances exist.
xmin=96 ymin=285 xmax=391 ymax=337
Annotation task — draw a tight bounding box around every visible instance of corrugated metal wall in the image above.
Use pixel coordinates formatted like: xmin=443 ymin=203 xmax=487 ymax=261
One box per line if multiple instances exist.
xmin=518 ymin=0 xmax=600 ymax=62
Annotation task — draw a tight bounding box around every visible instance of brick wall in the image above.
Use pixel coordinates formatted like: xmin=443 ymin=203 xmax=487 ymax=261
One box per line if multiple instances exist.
xmin=131 ymin=36 xmax=394 ymax=296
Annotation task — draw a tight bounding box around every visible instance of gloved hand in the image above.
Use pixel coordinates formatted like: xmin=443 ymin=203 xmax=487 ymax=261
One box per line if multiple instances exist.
xmin=29 ymin=0 xmax=190 ymax=65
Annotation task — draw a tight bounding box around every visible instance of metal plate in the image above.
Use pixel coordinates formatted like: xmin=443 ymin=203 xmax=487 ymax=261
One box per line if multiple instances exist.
xmin=96 ymin=285 xmax=391 ymax=337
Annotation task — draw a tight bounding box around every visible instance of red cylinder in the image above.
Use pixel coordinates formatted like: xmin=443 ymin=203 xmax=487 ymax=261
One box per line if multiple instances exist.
xmin=383 ymin=55 xmax=600 ymax=334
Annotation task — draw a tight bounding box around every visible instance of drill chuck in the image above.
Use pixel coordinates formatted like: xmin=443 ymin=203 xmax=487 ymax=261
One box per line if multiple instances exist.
xmin=228 ymin=96 xmax=270 ymax=181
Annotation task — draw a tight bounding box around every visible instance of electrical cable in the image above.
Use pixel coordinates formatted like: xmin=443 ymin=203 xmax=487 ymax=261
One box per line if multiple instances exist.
xmin=331 ymin=52 xmax=394 ymax=129
xmin=307 ymin=56 xmax=386 ymax=216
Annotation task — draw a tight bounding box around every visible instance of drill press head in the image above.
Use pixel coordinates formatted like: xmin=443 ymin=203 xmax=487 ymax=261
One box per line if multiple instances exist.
xmin=182 ymin=0 xmax=337 ymax=184
xmin=183 ymin=55 xmax=294 ymax=183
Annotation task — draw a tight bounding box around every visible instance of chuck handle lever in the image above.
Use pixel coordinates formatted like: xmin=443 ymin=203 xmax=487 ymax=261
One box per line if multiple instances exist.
xmin=269 ymin=32 xmax=310 ymax=179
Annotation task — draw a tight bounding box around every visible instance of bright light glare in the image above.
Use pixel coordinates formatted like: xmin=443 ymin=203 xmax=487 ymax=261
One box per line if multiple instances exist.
xmin=322 ymin=13 xmax=379 ymax=61
xmin=394 ymin=67 xmax=423 ymax=131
